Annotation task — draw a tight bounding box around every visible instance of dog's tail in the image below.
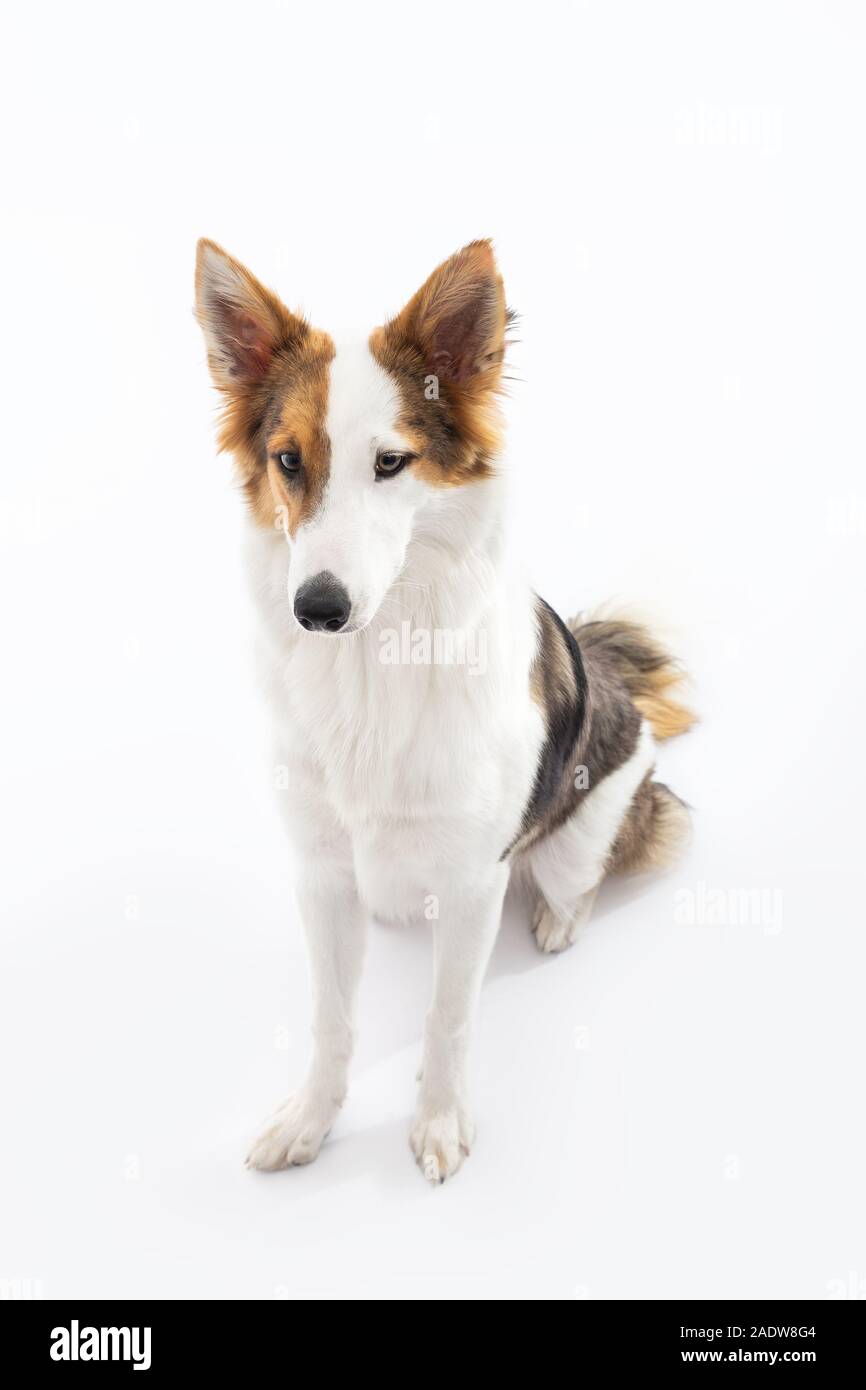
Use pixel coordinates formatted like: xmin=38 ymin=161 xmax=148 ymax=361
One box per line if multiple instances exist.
xmin=568 ymin=609 xmax=697 ymax=741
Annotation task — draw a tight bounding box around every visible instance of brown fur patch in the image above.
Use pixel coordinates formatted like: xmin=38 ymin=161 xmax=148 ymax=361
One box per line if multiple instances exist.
xmin=568 ymin=616 xmax=697 ymax=741
xmin=194 ymin=239 xmax=334 ymax=534
xmin=608 ymin=777 xmax=691 ymax=874
xmin=256 ymin=330 xmax=334 ymax=535
xmin=631 ymin=684 xmax=695 ymax=740
xmin=370 ymin=240 xmax=511 ymax=489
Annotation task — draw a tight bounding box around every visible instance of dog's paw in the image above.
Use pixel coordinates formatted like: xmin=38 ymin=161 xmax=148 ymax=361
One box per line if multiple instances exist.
xmin=532 ymin=887 xmax=597 ymax=954
xmin=245 ymin=1091 xmax=335 ymax=1172
xmin=532 ymin=900 xmax=575 ymax=953
xmin=410 ymin=1104 xmax=474 ymax=1184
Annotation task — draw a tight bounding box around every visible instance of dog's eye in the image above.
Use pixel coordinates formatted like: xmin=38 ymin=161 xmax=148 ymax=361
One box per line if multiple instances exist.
xmin=375 ymin=452 xmax=408 ymax=478
xmin=277 ymin=451 xmax=301 ymax=475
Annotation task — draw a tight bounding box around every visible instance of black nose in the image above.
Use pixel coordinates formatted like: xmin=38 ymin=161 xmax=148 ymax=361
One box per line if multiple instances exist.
xmin=293 ymin=571 xmax=351 ymax=633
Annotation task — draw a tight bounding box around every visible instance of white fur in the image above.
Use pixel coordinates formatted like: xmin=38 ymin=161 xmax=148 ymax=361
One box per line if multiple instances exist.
xmin=243 ymin=341 xmax=647 ymax=1180
xmin=286 ymin=341 xmax=425 ymax=630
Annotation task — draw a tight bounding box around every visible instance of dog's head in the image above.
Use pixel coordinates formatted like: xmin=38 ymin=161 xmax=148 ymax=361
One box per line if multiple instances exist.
xmin=195 ymin=239 xmax=510 ymax=633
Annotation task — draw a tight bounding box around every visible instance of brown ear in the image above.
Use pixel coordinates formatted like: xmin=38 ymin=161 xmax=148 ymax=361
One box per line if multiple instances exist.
xmin=386 ymin=240 xmax=507 ymax=386
xmin=194 ymin=239 xmax=303 ymax=391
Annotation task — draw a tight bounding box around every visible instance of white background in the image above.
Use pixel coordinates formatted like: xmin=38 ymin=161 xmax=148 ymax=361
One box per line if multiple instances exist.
xmin=1 ymin=0 xmax=864 ymax=1300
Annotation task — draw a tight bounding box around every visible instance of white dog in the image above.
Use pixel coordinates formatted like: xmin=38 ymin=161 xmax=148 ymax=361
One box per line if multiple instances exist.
xmin=195 ymin=238 xmax=695 ymax=1182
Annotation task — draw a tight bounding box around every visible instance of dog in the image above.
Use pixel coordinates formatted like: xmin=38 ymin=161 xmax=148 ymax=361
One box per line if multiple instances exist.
xmin=194 ymin=238 xmax=695 ymax=1182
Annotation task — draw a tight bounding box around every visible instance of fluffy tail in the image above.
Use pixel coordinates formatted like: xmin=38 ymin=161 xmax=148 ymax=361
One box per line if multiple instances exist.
xmin=568 ymin=612 xmax=697 ymax=741
xmin=608 ymin=776 xmax=692 ymax=874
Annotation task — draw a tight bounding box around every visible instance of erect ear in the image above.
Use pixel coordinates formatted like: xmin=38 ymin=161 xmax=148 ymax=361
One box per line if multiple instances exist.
xmin=387 ymin=240 xmax=508 ymax=386
xmin=194 ymin=239 xmax=303 ymax=391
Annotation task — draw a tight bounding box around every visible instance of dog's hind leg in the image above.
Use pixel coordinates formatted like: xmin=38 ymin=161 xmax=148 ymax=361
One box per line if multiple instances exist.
xmin=531 ymin=882 xmax=600 ymax=954
xmin=526 ymin=721 xmax=659 ymax=954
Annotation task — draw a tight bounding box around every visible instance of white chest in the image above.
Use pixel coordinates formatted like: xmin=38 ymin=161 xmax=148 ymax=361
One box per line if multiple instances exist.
xmin=246 ymin=521 xmax=544 ymax=899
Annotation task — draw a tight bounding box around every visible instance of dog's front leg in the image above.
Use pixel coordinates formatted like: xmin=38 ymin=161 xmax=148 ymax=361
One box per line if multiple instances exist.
xmin=411 ymin=864 xmax=509 ymax=1183
xmin=247 ymin=862 xmax=366 ymax=1171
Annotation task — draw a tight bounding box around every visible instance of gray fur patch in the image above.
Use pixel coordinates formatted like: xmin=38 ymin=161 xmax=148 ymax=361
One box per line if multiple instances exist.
xmin=504 ymin=598 xmax=642 ymax=857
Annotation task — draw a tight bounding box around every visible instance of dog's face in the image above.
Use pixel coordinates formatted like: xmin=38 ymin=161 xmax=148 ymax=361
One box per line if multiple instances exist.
xmin=195 ymin=239 xmax=509 ymax=632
